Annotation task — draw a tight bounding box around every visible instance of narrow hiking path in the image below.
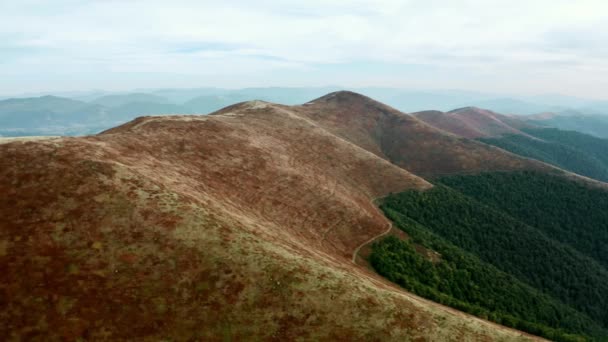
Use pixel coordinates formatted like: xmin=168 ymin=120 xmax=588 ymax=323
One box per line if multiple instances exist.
xmin=352 ymin=222 xmax=392 ymax=263
xmin=351 ymin=196 xmax=391 ymax=263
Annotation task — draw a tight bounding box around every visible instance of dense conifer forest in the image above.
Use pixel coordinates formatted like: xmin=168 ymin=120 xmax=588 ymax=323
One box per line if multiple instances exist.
xmin=372 ymin=171 xmax=608 ymax=341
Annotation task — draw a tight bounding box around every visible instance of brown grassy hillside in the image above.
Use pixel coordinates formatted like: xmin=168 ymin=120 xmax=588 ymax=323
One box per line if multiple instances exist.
xmin=413 ymin=107 xmax=535 ymax=139
xmin=296 ymin=91 xmax=550 ymax=176
xmin=0 ymin=99 xmax=543 ymax=340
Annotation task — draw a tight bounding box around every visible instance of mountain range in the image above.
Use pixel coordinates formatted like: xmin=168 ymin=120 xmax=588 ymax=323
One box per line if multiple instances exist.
xmin=417 ymin=107 xmax=608 ymax=183
xmin=2 ymin=91 xmax=608 ymax=340
xmin=2 ymin=87 xmax=608 ymax=138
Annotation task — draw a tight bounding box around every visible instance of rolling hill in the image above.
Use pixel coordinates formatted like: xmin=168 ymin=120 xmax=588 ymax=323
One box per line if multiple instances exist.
xmin=1 ymin=95 xmax=549 ymax=341
xmin=479 ymin=128 xmax=608 ymax=183
xmin=414 ymin=106 xmax=608 ymax=183
xmin=295 ymin=92 xmax=550 ymax=177
xmin=413 ymin=107 xmax=534 ymax=139
xmin=0 ymin=95 xmax=192 ymax=137
xmin=0 ymin=96 xmax=111 ymax=136
xmin=525 ymin=112 xmax=608 ymax=139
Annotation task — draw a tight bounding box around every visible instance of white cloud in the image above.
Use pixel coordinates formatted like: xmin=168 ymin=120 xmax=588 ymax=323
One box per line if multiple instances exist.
xmin=1 ymin=0 xmax=608 ymax=97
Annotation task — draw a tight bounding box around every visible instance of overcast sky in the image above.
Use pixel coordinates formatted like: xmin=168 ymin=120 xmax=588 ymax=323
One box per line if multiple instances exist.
xmin=2 ymin=0 xmax=608 ymax=98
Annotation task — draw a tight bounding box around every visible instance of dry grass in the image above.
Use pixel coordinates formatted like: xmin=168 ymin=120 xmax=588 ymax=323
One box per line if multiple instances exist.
xmin=0 ymin=96 xmax=544 ymax=341
xmin=296 ymin=92 xmax=551 ymax=176
xmin=413 ymin=108 xmax=535 ymax=139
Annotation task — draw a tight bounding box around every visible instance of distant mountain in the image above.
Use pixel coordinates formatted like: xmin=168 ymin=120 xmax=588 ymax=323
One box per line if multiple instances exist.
xmin=184 ymin=94 xmax=250 ymax=114
xmin=581 ymin=100 xmax=608 ymax=115
xmin=91 ymin=93 xmax=171 ymax=107
xmin=0 ymin=95 xmax=191 ymax=137
xmin=526 ymin=94 xmax=593 ymax=109
xmin=147 ymin=87 xmax=343 ymax=105
xmin=149 ymin=87 xmax=236 ymax=103
xmin=413 ymin=107 xmax=534 ymax=138
xmin=361 ymin=89 xmax=497 ymax=112
xmin=182 ymin=88 xmax=347 ymax=114
xmin=4 ymin=87 xmax=608 ymax=138
xmin=296 ymin=91 xmax=549 ymax=176
xmin=0 ymin=96 xmax=110 ymax=136
xmin=0 ymin=95 xmax=193 ymax=136
xmin=480 ymin=128 xmax=608 ymax=182
xmin=462 ymin=98 xmax=557 ymax=115
xmin=107 ymin=102 xmax=193 ymax=118
xmin=411 ymin=104 xmax=608 ymax=183
xmin=142 ymin=87 xmax=500 ymax=112
xmin=224 ymin=87 xmax=343 ymax=105
xmin=524 ymin=112 xmax=608 ymax=138
xmin=0 ymin=95 xmax=97 ymax=117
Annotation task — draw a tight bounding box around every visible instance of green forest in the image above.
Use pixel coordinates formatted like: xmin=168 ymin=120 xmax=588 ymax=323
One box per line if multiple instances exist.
xmin=371 ymin=171 xmax=608 ymax=341
xmin=479 ymin=128 xmax=608 ymax=182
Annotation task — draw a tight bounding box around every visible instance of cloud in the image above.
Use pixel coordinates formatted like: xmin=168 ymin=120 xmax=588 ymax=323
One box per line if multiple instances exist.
xmin=1 ymin=0 xmax=608 ymax=97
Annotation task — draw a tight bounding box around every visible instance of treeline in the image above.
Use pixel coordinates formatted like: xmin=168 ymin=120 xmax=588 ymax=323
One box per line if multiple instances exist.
xmin=372 ymin=172 xmax=608 ymax=340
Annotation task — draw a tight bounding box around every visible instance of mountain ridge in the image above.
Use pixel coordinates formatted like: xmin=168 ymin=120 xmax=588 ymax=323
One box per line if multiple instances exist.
xmin=0 ymin=92 xmax=549 ymax=340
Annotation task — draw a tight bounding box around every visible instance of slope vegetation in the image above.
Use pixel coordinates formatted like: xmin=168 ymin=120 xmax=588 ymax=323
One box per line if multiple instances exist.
xmin=0 ymin=99 xmax=542 ymax=340
xmin=525 ymin=113 xmax=608 ymax=139
xmin=371 ymin=171 xmax=608 ymax=340
xmin=480 ymin=128 xmax=608 ymax=182
xmin=409 ymin=105 xmax=608 ymax=183
xmin=414 ymin=107 xmax=534 ymax=139
xmin=296 ymin=92 xmax=550 ymax=177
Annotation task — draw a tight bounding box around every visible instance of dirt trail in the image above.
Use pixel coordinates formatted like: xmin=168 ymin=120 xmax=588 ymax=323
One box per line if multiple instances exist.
xmin=352 ymin=222 xmax=392 ymax=263
xmin=352 ymin=197 xmax=391 ymax=263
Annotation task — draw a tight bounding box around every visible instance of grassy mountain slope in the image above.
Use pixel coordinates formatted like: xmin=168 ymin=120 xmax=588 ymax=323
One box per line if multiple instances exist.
xmin=1 ymin=98 xmax=543 ymax=340
xmin=410 ymin=105 xmax=608 ymax=183
xmin=295 ymin=91 xmax=551 ymax=177
xmin=414 ymin=107 xmax=534 ymax=138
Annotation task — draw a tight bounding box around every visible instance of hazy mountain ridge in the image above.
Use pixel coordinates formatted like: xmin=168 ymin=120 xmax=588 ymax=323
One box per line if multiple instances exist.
xmin=415 ymin=107 xmax=608 ymax=184
xmin=2 ymin=87 xmax=607 ymax=138
xmin=413 ymin=107 xmax=536 ymax=139
xmin=526 ymin=113 xmax=608 ymax=139
xmin=480 ymin=128 xmax=608 ymax=183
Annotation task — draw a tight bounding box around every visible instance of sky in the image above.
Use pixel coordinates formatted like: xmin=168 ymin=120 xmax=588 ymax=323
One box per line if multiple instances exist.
xmin=2 ymin=0 xmax=608 ymax=98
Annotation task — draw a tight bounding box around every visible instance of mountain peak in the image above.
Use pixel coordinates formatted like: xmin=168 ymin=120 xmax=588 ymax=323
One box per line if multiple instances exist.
xmin=448 ymin=106 xmax=489 ymax=114
xmin=306 ymin=90 xmax=374 ymax=105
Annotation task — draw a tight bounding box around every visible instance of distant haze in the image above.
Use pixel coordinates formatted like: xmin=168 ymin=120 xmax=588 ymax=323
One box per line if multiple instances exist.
xmin=2 ymin=87 xmax=608 ymax=139
xmin=2 ymin=1 xmax=608 ymax=99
